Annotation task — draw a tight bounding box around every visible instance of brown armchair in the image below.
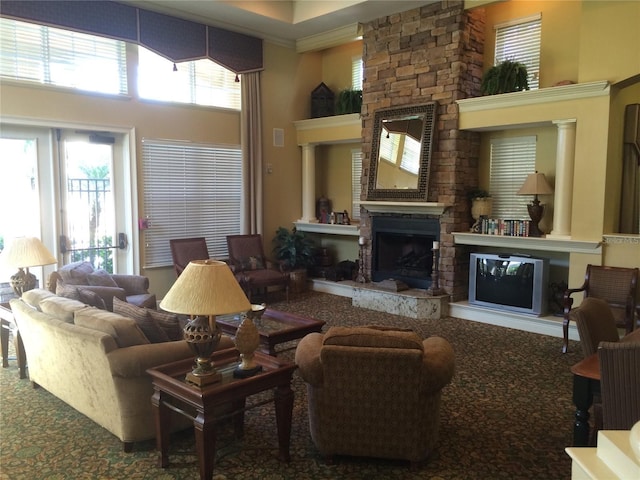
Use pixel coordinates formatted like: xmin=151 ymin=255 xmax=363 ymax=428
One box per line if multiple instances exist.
xmin=562 ymin=264 xmax=638 ymax=353
xmin=226 ymin=234 xmax=289 ymax=303
xmin=295 ymin=326 xmax=455 ymax=466
xmin=169 ymin=237 xmax=210 ymax=277
xmin=571 ymin=297 xmax=621 ymax=358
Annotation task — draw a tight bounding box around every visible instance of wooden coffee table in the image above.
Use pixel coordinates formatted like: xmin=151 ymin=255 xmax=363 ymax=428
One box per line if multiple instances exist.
xmin=147 ymin=348 xmax=296 ymax=480
xmin=216 ymin=308 xmax=325 ymax=355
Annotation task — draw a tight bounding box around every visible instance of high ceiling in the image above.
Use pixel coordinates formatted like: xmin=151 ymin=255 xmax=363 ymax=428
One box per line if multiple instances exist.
xmin=125 ymin=1 xmax=437 ymax=49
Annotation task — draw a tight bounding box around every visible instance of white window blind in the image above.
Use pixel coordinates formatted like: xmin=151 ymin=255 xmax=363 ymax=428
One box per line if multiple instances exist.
xmin=138 ymin=47 xmax=241 ymax=110
xmin=351 ymin=149 xmax=362 ymax=220
xmin=0 ymin=17 xmax=127 ymax=95
xmin=489 ymin=136 xmax=537 ymax=219
xmin=399 ymin=136 xmax=421 ymax=175
xmin=352 ymin=55 xmax=363 ymax=89
xmin=495 ymin=14 xmax=541 ymax=90
xmin=142 ymin=139 xmax=242 ymax=268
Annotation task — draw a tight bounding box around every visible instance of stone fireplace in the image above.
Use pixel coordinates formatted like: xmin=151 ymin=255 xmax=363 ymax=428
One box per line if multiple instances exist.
xmin=358 ymin=2 xmax=485 ymax=301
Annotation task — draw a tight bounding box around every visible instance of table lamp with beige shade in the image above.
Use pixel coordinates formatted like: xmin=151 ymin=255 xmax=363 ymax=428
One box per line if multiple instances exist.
xmin=517 ymin=171 xmax=554 ymax=237
xmin=159 ymin=259 xmax=251 ymax=386
xmin=0 ymin=237 xmax=57 ymax=296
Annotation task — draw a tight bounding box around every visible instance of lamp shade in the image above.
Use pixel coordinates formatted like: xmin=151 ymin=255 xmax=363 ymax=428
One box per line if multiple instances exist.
xmin=517 ymin=172 xmax=554 ymax=196
xmin=0 ymin=237 xmax=57 ymax=269
xmin=159 ymin=259 xmax=250 ymax=316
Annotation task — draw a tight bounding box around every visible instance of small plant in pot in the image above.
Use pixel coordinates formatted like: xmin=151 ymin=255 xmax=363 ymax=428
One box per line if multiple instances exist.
xmin=272 ymin=227 xmax=316 ymax=293
xmin=467 ymin=188 xmax=492 ymax=233
xmin=480 ymin=59 xmax=530 ymax=95
xmin=335 ymin=88 xmax=363 ymax=115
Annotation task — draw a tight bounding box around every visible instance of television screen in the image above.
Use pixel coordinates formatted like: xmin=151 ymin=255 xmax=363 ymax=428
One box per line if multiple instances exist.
xmin=469 ymin=253 xmax=549 ymax=316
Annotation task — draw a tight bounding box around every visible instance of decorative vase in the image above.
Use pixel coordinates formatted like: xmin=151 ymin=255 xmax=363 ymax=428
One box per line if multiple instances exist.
xmin=470 ymin=197 xmax=492 ymax=233
xmin=233 ymin=304 xmax=265 ymax=378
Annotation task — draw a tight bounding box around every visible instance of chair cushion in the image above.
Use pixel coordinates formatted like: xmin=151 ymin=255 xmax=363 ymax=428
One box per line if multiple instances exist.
xmin=74 ymin=308 xmax=150 ymax=348
xmin=113 ymin=297 xmax=171 ymax=343
xmin=86 ymin=268 xmax=118 ymax=287
xmin=323 ymin=326 xmax=424 ymax=350
xmin=58 ymin=261 xmax=95 ymax=285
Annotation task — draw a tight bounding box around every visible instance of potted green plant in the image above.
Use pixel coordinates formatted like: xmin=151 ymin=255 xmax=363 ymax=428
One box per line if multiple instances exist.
xmin=335 ymin=88 xmax=363 ymax=115
xmin=480 ymin=59 xmax=530 ymax=95
xmin=272 ymin=227 xmax=316 ymax=293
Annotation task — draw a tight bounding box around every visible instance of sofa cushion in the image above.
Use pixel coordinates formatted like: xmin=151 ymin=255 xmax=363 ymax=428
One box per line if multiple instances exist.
xmin=74 ymin=308 xmax=150 ymax=348
xmin=58 ymin=261 xmax=95 ymax=285
xmin=21 ymin=288 xmax=56 ymax=310
xmin=40 ymin=295 xmax=91 ymax=323
xmin=113 ymin=297 xmax=170 ymax=343
xmin=323 ymin=326 xmax=424 ymax=350
xmin=87 ymin=268 xmax=118 ymax=287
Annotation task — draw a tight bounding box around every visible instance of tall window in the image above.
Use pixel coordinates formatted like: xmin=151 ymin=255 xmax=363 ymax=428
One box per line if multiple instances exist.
xmin=494 ymin=14 xmax=541 ymax=90
xmin=141 ymin=139 xmax=242 ymax=268
xmin=0 ymin=18 xmax=127 ymax=95
xmin=351 ymin=149 xmax=362 ymax=220
xmin=137 ymin=47 xmax=241 ymax=110
xmin=489 ymin=136 xmax=537 ymax=219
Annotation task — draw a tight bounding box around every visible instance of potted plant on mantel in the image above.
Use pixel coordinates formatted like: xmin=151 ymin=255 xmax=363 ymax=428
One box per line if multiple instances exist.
xmin=480 ymin=59 xmax=530 ymax=95
xmin=272 ymin=227 xmax=316 ymax=293
xmin=468 ymin=188 xmax=493 ymax=233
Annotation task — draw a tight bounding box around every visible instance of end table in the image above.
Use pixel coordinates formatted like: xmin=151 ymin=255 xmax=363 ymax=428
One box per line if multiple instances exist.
xmin=1 ymin=302 xmax=26 ymax=379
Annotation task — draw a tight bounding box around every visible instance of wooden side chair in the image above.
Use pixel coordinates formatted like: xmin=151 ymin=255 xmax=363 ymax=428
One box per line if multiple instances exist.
xmin=563 ymin=264 xmax=639 ymax=353
xmin=226 ymin=234 xmax=289 ymax=303
xmin=169 ymin=237 xmax=210 ymax=277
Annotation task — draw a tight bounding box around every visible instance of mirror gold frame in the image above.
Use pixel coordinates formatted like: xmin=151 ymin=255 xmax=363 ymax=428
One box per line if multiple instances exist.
xmin=367 ymin=102 xmax=437 ymax=201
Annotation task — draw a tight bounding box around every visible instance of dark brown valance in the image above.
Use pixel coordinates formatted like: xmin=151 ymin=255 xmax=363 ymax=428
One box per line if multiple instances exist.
xmin=0 ymin=0 xmax=263 ymax=74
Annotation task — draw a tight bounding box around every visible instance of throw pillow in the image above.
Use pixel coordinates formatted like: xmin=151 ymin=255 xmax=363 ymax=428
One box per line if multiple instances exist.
xmin=238 ymin=256 xmax=265 ymax=271
xmin=149 ymin=309 xmax=182 ymax=341
xmin=77 ymin=288 xmax=107 ymax=310
xmin=56 ymin=281 xmax=81 ymax=301
xmin=113 ymin=297 xmax=170 ymax=343
xmin=58 ymin=261 xmax=94 ymax=285
xmin=74 ymin=308 xmax=150 ymax=348
xmin=86 ymin=268 xmax=118 ymax=287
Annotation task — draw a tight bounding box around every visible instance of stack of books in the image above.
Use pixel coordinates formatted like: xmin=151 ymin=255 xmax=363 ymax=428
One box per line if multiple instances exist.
xmin=480 ymin=217 xmax=531 ymax=236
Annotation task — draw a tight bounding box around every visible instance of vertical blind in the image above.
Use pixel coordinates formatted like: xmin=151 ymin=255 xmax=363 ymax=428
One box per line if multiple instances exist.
xmin=489 ymin=136 xmax=537 ymax=219
xmin=351 ymin=149 xmax=362 ymax=220
xmin=0 ymin=17 xmax=127 ymax=94
xmin=494 ymin=14 xmax=541 ymax=90
xmin=142 ymin=139 xmax=242 ymax=268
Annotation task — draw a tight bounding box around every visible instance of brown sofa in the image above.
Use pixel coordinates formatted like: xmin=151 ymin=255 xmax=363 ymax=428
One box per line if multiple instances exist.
xmin=48 ymin=261 xmax=156 ymax=311
xmin=295 ymin=326 xmax=455 ymax=465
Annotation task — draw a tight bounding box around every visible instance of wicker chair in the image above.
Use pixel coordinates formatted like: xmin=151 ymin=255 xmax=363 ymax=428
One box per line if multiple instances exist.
xmin=562 ymin=264 xmax=638 ymax=353
xmin=226 ymin=234 xmax=289 ymax=303
xmin=169 ymin=237 xmax=210 ymax=277
xmin=295 ymin=326 xmax=455 ymax=466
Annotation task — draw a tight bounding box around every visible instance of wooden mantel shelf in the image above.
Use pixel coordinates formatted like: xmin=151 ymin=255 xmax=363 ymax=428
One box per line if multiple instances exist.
xmin=453 ymin=232 xmax=602 ymax=254
xmin=361 ymin=201 xmax=449 ymax=216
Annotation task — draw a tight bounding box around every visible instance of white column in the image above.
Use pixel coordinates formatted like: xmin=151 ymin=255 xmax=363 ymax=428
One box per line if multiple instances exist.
xmin=300 ymin=143 xmax=318 ymax=223
xmin=549 ymin=119 xmax=577 ymax=239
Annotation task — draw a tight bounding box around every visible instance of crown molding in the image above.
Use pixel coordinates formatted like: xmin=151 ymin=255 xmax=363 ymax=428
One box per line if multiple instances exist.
xmin=296 ymin=23 xmax=361 ymax=53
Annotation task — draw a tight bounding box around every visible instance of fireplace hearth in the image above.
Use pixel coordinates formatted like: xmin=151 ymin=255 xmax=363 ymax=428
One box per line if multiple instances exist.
xmin=371 ymin=216 xmax=440 ymax=290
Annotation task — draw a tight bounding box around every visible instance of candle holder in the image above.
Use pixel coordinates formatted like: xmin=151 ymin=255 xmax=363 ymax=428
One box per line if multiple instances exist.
xmin=426 ymin=243 xmax=443 ymax=296
xmin=356 ymin=236 xmax=367 ymax=283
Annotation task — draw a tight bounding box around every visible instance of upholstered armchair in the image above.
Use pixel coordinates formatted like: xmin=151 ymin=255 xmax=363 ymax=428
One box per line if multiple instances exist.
xmin=295 ymin=326 xmax=455 ymax=466
xmin=169 ymin=237 xmax=211 ymax=277
xmin=563 ymin=264 xmax=638 ymax=353
xmin=48 ymin=261 xmax=156 ymax=311
xmin=571 ymin=297 xmax=621 ymax=358
xmin=226 ymin=234 xmax=289 ymax=302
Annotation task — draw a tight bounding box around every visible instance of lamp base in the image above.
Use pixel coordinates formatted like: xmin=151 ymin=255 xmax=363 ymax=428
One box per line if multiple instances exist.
xmin=10 ymin=268 xmax=37 ymax=297
xmin=233 ymin=364 xmax=263 ymax=378
xmin=526 ymin=200 xmax=545 ymax=237
xmin=186 ymin=369 xmax=222 ymax=386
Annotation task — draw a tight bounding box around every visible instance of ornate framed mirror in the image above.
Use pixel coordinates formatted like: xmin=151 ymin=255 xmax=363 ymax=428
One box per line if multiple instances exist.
xmin=366 ymin=102 xmax=437 ymax=201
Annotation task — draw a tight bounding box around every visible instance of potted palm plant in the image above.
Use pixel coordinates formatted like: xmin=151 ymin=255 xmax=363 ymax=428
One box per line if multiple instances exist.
xmin=272 ymin=227 xmax=316 ymax=293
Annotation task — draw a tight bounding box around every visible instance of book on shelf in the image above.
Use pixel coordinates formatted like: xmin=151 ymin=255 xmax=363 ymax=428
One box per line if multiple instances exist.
xmin=480 ymin=217 xmax=531 ymax=237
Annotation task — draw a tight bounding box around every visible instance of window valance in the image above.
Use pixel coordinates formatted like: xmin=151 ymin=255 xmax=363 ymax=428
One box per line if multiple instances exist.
xmin=0 ymin=0 xmax=263 ymax=74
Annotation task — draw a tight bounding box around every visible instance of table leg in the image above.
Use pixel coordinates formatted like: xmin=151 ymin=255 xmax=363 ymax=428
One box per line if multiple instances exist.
xmin=15 ymin=330 xmax=26 ymax=379
xmin=1 ymin=320 xmax=9 ymax=368
xmin=193 ymin=410 xmax=216 ymax=480
xmin=572 ymin=374 xmax=595 ymax=446
xmin=274 ymin=383 xmax=294 ymax=462
xmin=151 ymin=389 xmax=171 ymax=468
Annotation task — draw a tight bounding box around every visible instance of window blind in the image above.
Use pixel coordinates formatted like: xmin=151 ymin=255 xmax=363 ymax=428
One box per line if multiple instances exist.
xmin=352 ymin=56 xmax=363 ymax=89
xmin=495 ymin=14 xmax=541 ymax=90
xmin=0 ymin=18 xmax=127 ymax=95
xmin=142 ymin=139 xmax=242 ymax=268
xmin=351 ymin=149 xmax=362 ymax=220
xmin=399 ymin=136 xmax=421 ymax=174
xmin=489 ymin=136 xmax=537 ymax=219
xmin=138 ymin=47 xmax=241 ymax=109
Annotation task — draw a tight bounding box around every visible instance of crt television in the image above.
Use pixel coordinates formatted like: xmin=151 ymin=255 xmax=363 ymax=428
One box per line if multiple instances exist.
xmin=469 ymin=253 xmax=549 ymax=316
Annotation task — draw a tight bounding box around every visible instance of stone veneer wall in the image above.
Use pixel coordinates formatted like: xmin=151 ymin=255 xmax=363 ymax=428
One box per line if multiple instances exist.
xmin=359 ymin=1 xmax=485 ymax=301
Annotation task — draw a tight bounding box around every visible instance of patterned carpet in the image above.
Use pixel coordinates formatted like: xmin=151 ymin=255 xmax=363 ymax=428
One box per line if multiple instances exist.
xmin=0 ymin=291 xmax=583 ymax=480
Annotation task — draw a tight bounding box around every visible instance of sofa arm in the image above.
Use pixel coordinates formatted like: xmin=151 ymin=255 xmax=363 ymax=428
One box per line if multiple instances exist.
xmin=295 ymin=332 xmax=324 ymax=386
xmin=420 ymin=336 xmax=455 ymax=393
xmin=111 ymin=274 xmax=150 ymax=295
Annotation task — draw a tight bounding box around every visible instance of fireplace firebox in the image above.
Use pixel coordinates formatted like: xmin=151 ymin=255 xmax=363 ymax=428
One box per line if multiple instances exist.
xmin=371 ymin=216 xmax=440 ymax=289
